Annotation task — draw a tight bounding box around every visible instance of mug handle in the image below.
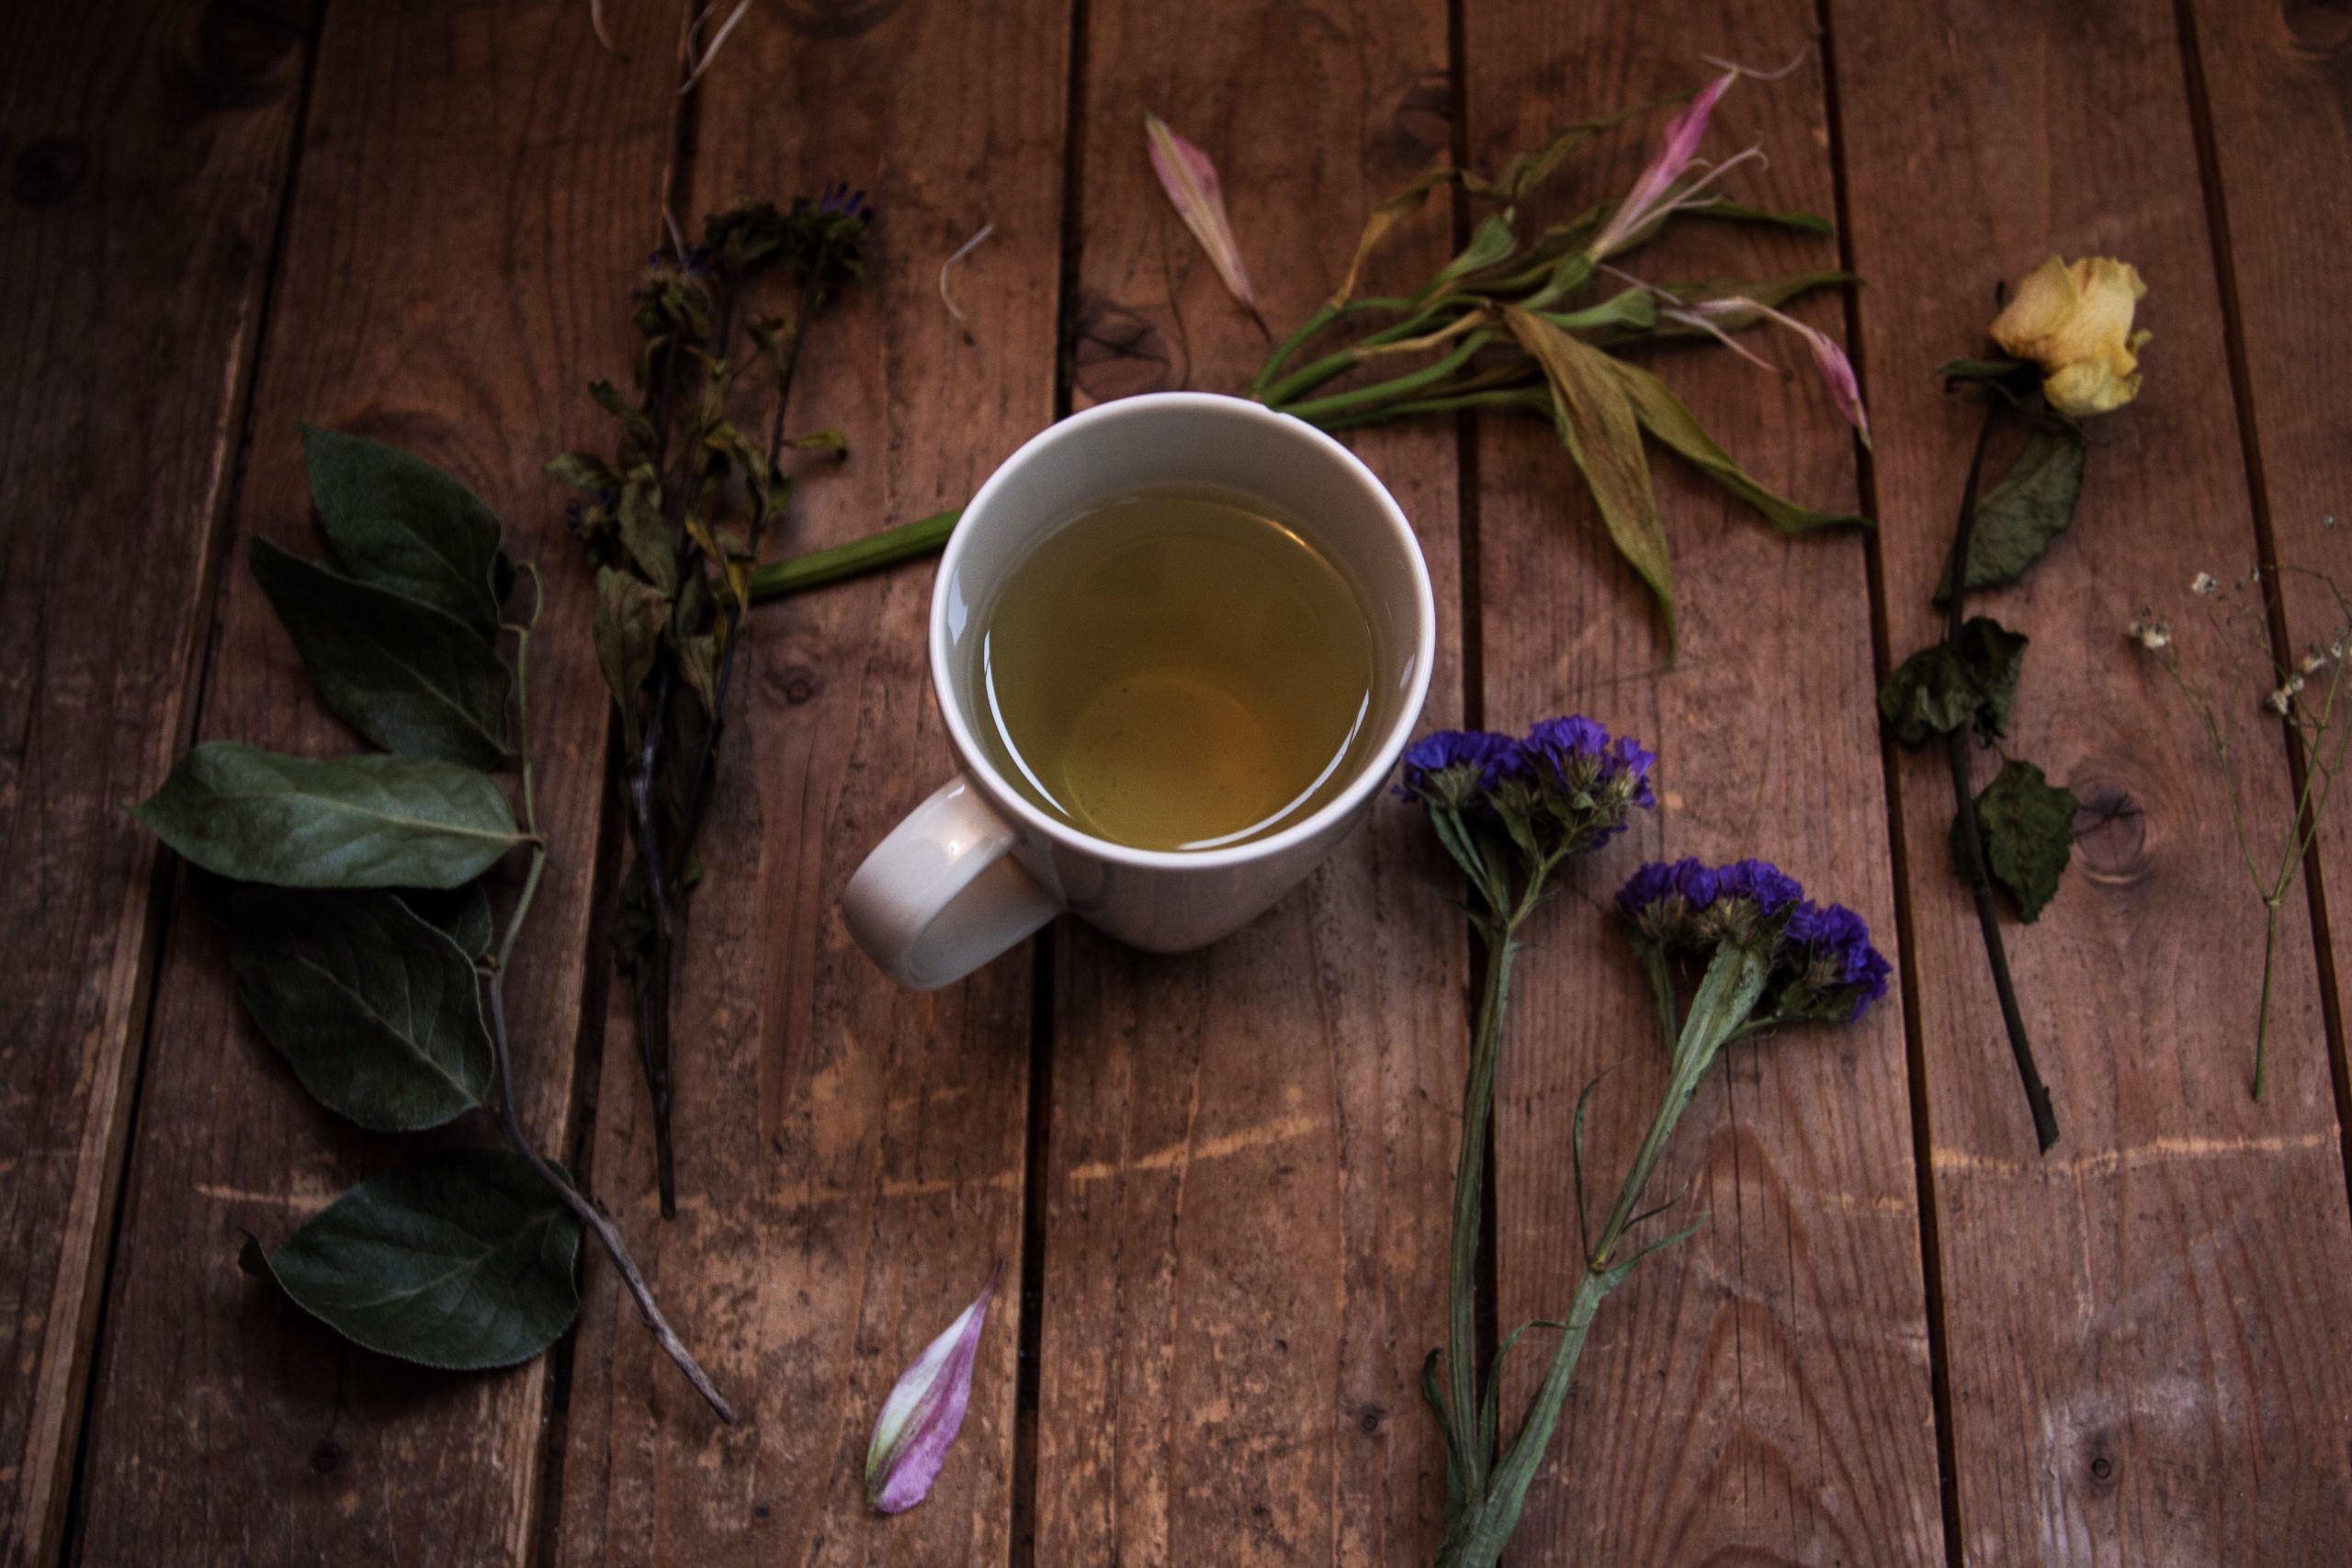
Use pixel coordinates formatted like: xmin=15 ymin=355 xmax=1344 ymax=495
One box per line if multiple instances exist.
xmin=842 ymin=775 xmax=1061 ymax=989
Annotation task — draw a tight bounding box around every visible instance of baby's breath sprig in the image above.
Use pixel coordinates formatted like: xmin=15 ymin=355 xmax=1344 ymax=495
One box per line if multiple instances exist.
xmin=2132 ymin=563 xmax=2352 ymax=1099
xmin=1397 ymin=724 xmax=1890 ymax=1568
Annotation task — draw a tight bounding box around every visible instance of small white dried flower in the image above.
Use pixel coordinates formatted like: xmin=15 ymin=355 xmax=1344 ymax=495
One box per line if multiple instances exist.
xmin=2191 ymin=571 xmax=2220 ymax=596
xmin=2302 ymin=650 xmax=2331 ymax=675
xmin=2267 ymin=688 xmax=2294 ymax=715
xmin=2131 ymin=618 xmax=2172 ymax=650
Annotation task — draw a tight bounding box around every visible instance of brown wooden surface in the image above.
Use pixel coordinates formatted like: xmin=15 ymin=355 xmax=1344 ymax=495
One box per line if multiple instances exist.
xmin=1467 ymin=5 xmax=1944 ymax=1561
xmin=60 ymin=0 xmax=678 ymax=1562
xmin=4 ymin=0 xmax=2350 ymax=1563
xmin=1034 ymin=2 xmax=1461 ymax=1562
xmin=0 ymin=3 xmax=309 ymax=1560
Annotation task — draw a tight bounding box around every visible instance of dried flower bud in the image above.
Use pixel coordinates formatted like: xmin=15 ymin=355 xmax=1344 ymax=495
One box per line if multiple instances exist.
xmin=1989 ymin=255 xmax=2152 ymax=417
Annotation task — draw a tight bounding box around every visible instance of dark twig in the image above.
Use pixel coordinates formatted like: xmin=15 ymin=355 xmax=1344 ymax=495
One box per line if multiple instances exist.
xmin=491 ymin=574 xmax=734 ymax=1422
xmin=1942 ymin=399 xmax=2060 ymax=1153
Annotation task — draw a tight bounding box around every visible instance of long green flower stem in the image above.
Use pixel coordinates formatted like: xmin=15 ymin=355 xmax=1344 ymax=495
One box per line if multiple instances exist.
xmin=1433 ymin=942 xmax=1773 ymax=1568
xmin=745 ymin=508 xmax=960 ymax=603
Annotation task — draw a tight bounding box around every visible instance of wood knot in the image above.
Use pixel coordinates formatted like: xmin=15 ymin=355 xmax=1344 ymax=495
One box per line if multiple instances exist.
xmin=774 ymin=0 xmax=908 ymax=39
xmin=1356 ymin=1403 xmax=1387 ymax=1435
xmin=2071 ymin=783 xmax=2147 ymax=886
xmin=167 ymin=1 xmax=304 ymax=115
xmin=766 ymin=665 xmax=819 ymax=705
xmin=2282 ymin=0 xmax=2352 ymax=58
xmin=2084 ymin=1433 xmax=2120 ymax=1495
xmin=1069 ymin=293 xmax=1173 ymax=404
xmin=309 ymin=1437 xmax=345 ymax=1475
xmin=12 ymin=138 xmax=85 ymax=208
xmin=1386 ymin=71 xmax=1453 ymax=158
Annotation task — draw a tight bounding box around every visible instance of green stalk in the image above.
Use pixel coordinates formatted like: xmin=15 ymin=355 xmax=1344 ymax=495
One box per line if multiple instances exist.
xmin=1278 ymin=333 xmax=1495 ymax=424
xmin=1444 ymin=915 xmax=1522 ymax=1497
xmin=1305 ymin=387 xmax=1546 ymax=434
xmin=745 ymin=508 xmax=960 ymax=602
xmin=1259 ymin=298 xmax=1484 ymax=407
xmin=1434 ymin=942 xmax=1772 ymax=1568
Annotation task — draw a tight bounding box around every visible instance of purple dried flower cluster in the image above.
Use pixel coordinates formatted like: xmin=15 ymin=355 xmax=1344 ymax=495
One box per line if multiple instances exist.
xmin=1615 ymin=856 xmax=1891 ymax=1024
xmin=1397 ymin=716 xmax=1656 ymax=842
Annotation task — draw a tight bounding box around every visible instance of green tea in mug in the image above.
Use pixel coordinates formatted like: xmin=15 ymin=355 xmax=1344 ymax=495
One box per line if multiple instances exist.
xmin=970 ymin=490 xmax=1379 ymax=852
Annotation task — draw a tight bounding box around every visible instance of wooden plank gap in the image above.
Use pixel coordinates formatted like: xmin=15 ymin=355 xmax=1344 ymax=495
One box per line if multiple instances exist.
xmin=2167 ymin=0 xmax=2352 ymax=1214
xmin=1811 ymin=2 xmax=1967 ymax=1563
xmin=17 ymin=1 xmax=326 ymax=1560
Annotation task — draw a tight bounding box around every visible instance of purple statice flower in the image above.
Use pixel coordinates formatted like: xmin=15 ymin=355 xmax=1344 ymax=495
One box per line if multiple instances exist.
xmin=1615 ymin=856 xmax=1713 ymax=945
xmin=1396 ymin=728 xmax=1517 ymax=806
xmin=1779 ymin=900 xmax=1893 ymax=1022
xmin=1691 ymin=857 xmax=1803 ymax=945
xmin=1506 ymin=714 xmax=1657 ymax=846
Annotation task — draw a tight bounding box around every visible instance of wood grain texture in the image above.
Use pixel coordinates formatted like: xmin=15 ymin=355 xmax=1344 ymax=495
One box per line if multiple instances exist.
xmin=2185 ymin=0 xmax=2352 ymax=1108
xmin=1031 ymin=3 xmax=1464 ymax=1562
xmin=66 ymin=1 xmax=680 ymax=1561
xmin=548 ymin=4 xmax=1068 ymax=1562
xmin=1462 ymin=5 xmax=1946 ymax=1562
xmin=0 ymin=1 xmax=308 ymax=1560
xmin=1833 ymin=0 xmax=2352 ymax=1558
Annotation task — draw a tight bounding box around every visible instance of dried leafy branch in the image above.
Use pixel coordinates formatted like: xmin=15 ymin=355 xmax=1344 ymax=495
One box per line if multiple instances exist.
xmin=552 ymin=190 xmax=869 ymax=1216
xmin=1879 ymin=257 xmax=2154 ymax=1153
xmin=137 ymin=430 xmax=733 ymax=1421
xmin=2133 ymin=563 xmax=2352 ymax=1098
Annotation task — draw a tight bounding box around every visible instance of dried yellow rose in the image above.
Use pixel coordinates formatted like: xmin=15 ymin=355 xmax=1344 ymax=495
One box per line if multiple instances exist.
xmin=1989 ymin=255 xmax=2151 ymax=416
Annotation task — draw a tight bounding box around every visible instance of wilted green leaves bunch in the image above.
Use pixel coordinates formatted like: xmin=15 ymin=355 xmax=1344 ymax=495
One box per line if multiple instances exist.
xmin=135 ymin=432 xmax=734 ymax=1420
xmin=2132 ymin=565 xmax=2351 ymax=1099
xmin=550 ymin=189 xmax=868 ymax=1217
xmin=1240 ymin=71 xmax=1871 ymax=657
xmin=1878 ymin=254 xmax=2154 ymax=1152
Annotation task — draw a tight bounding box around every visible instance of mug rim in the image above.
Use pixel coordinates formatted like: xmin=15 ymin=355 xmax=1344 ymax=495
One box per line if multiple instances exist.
xmin=928 ymin=391 xmax=1438 ymax=873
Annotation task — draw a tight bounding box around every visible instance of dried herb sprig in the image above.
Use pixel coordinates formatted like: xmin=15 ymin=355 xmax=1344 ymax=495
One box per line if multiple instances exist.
xmin=138 ymin=430 xmax=733 ymax=1421
xmin=1236 ymin=73 xmax=1871 ymax=658
xmin=554 ymin=188 xmax=870 ymax=1216
xmin=2132 ymin=564 xmax=2351 ymax=1098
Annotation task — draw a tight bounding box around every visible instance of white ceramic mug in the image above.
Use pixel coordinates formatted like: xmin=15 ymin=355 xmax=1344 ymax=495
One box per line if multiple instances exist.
xmin=841 ymin=392 xmax=1436 ymax=989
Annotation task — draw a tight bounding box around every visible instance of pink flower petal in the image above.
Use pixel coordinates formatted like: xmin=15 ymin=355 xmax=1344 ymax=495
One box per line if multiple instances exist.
xmin=866 ymin=1265 xmax=1001 ymax=1515
xmin=1145 ymin=112 xmax=1261 ymax=319
xmin=1591 ymin=72 xmax=1736 ymax=260
xmin=1792 ymin=320 xmax=1871 ymax=446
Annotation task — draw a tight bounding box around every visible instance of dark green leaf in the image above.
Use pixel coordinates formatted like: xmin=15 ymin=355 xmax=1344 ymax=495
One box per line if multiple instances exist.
xmin=1682 ymin=199 xmax=1834 ymax=235
xmin=1505 ymin=307 xmax=1677 ymax=658
xmin=1936 ymin=426 xmax=2087 ymax=601
xmin=616 ymin=466 xmax=677 ymax=596
xmin=301 ymin=425 xmax=504 ymax=634
xmin=134 ymin=741 xmax=524 ymax=889
xmin=592 ymin=567 xmax=668 ymax=747
xmin=546 ymin=451 xmax=619 ymax=494
xmin=590 ymin=378 xmax=659 ymax=448
xmin=1603 ymin=356 xmax=1870 ymax=534
xmin=248 ymin=539 xmax=513 ymax=767
xmin=676 ymin=632 xmax=720 ymax=714
xmin=1956 ymin=758 xmax=2078 ymax=921
xmin=398 ymin=881 xmax=494 ymax=958
xmin=1878 ymin=618 xmax=2028 ymax=747
xmin=226 ymin=890 xmax=491 ymax=1130
xmin=1422 ymin=210 xmax=1516 ymax=301
xmin=250 ymin=1150 xmax=581 ymax=1370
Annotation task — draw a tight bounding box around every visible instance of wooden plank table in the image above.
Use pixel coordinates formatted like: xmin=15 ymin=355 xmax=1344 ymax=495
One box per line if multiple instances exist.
xmin=3 ymin=1 xmax=2346 ymax=1562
